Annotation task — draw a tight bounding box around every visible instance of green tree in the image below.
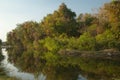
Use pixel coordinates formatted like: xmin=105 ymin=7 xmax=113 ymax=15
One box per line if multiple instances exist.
xmin=104 ymin=1 xmax=120 ymax=23
xmin=77 ymin=13 xmax=96 ymax=34
xmin=41 ymin=3 xmax=79 ymax=37
xmin=96 ymin=30 xmax=119 ymax=50
xmin=78 ymin=32 xmax=96 ymax=51
xmin=98 ymin=1 xmax=120 ymax=40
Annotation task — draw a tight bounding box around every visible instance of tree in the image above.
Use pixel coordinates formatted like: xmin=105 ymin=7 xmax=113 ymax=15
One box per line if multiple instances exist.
xmin=41 ymin=3 xmax=79 ymax=37
xmin=106 ymin=1 xmax=120 ymax=40
xmin=104 ymin=1 xmax=120 ymax=23
xmin=77 ymin=13 xmax=96 ymax=34
xmin=98 ymin=1 xmax=120 ymax=40
xmin=96 ymin=30 xmax=120 ymax=50
xmin=78 ymin=32 xmax=96 ymax=51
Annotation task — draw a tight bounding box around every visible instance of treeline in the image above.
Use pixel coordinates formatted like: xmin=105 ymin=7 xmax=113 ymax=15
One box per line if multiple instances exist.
xmin=7 ymin=1 xmax=120 ymax=65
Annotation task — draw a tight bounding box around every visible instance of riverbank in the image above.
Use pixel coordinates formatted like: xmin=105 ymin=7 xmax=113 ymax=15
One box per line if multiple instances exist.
xmin=58 ymin=49 xmax=120 ymax=60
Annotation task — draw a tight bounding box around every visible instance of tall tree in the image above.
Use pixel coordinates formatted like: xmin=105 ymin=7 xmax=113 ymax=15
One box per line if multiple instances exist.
xmin=103 ymin=1 xmax=120 ymax=40
xmin=41 ymin=3 xmax=79 ymax=37
xmin=77 ymin=13 xmax=96 ymax=34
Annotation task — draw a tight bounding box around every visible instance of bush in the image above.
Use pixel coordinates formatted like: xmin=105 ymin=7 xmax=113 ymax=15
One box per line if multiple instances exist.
xmin=96 ymin=30 xmax=119 ymax=50
xmin=43 ymin=37 xmax=61 ymax=52
xmin=78 ymin=32 xmax=96 ymax=51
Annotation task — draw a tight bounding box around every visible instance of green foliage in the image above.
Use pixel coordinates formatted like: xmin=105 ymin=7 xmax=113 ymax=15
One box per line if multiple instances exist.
xmin=87 ymin=24 xmax=97 ymax=36
xmin=7 ymin=2 xmax=120 ymax=57
xmin=96 ymin=30 xmax=119 ymax=50
xmin=7 ymin=1 xmax=120 ymax=67
xmin=44 ymin=52 xmax=58 ymax=66
xmin=78 ymin=32 xmax=96 ymax=51
xmin=4 ymin=2 xmax=120 ymax=80
xmin=43 ymin=37 xmax=61 ymax=52
xmin=77 ymin=13 xmax=97 ymax=34
xmin=6 ymin=2 xmax=120 ymax=75
xmin=41 ymin=3 xmax=79 ymax=37
xmin=66 ymin=37 xmax=79 ymax=50
xmin=104 ymin=1 xmax=120 ymax=23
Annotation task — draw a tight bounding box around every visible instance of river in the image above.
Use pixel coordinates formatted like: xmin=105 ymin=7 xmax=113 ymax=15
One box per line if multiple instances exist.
xmin=0 ymin=49 xmax=46 ymax=80
xmin=0 ymin=49 xmax=87 ymax=80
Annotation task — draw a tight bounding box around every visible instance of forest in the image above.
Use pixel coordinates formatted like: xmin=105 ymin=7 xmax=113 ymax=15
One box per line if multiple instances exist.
xmin=0 ymin=1 xmax=120 ymax=80
xmin=4 ymin=1 xmax=120 ymax=68
xmin=6 ymin=1 xmax=120 ymax=54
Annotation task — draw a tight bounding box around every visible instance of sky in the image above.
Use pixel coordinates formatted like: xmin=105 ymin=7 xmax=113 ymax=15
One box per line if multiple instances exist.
xmin=0 ymin=0 xmax=110 ymax=41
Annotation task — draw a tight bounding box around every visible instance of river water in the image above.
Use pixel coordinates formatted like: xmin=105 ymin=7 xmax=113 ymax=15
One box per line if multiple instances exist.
xmin=0 ymin=49 xmax=87 ymax=80
xmin=0 ymin=49 xmax=46 ymax=80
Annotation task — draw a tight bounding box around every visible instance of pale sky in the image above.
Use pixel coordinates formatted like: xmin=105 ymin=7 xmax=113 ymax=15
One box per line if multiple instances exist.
xmin=0 ymin=0 xmax=110 ymax=41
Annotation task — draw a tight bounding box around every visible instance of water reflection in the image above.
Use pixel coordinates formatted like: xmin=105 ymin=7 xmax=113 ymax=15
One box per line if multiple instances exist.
xmin=1 ymin=49 xmax=87 ymax=80
xmin=1 ymin=48 xmax=120 ymax=80
xmin=77 ymin=75 xmax=87 ymax=80
xmin=1 ymin=49 xmax=46 ymax=80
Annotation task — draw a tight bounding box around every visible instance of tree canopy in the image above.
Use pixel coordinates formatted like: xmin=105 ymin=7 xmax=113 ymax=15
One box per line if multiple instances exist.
xmin=6 ymin=1 xmax=120 ymax=70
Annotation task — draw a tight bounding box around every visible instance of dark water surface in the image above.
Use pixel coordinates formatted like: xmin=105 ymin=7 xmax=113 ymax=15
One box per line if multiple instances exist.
xmin=0 ymin=49 xmax=120 ymax=80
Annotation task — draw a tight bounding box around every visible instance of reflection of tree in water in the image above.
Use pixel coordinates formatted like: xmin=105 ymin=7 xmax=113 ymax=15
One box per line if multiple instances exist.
xmin=42 ymin=65 xmax=80 ymax=80
xmin=34 ymin=72 xmax=39 ymax=80
xmin=7 ymin=49 xmax=120 ymax=80
xmin=77 ymin=58 xmax=120 ymax=80
xmin=14 ymin=58 xmax=80 ymax=80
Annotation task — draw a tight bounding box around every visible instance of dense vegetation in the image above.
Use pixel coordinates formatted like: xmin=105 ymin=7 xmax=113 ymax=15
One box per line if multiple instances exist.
xmin=7 ymin=1 xmax=120 ymax=57
xmin=5 ymin=1 xmax=120 ymax=79
xmin=6 ymin=0 xmax=120 ymax=70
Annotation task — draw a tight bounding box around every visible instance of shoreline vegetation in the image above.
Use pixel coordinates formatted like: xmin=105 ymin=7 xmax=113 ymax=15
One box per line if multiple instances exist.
xmin=6 ymin=0 xmax=120 ymax=70
xmin=7 ymin=1 xmax=120 ymax=61
xmin=0 ymin=1 xmax=119 ymax=79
